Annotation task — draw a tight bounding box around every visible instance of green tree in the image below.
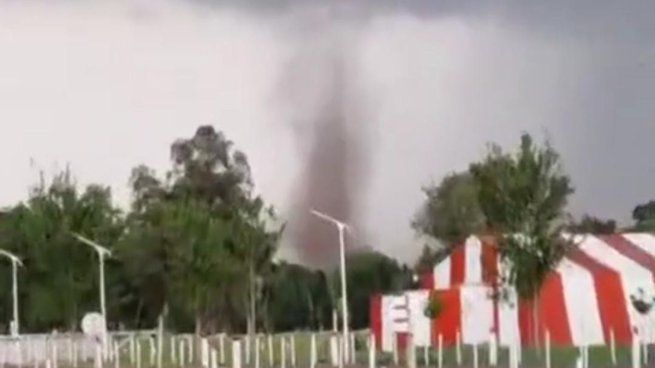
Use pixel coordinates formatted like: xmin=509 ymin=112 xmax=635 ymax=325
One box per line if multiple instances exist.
xmin=413 ymin=172 xmax=486 ymax=244
xmin=265 ymin=262 xmax=332 ymax=332
xmin=340 ymin=251 xmax=409 ymax=330
xmin=633 ymin=200 xmax=655 ymax=231
xmin=120 ymin=125 xmax=282 ymax=336
xmin=470 ymin=134 xmax=573 ymax=346
xmin=0 ymin=169 xmax=123 ymax=331
xmin=229 ymin=196 xmax=284 ymax=338
xmin=169 ymin=125 xmax=252 ymax=210
xmin=413 ymin=237 xmax=454 ymax=274
xmin=567 ymin=215 xmax=617 ymax=234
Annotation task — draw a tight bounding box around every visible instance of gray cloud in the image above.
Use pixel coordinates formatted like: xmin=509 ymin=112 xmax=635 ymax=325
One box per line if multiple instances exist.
xmin=0 ymin=0 xmax=653 ymax=264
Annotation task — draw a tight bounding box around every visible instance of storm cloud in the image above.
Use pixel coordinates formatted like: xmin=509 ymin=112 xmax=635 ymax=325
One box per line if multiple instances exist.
xmin=0 ymin=0 xmax=653 ymax=263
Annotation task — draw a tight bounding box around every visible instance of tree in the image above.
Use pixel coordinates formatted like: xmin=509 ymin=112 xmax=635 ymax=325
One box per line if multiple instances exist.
xmin=229 ymin=196 xmax=284 ymax=338
xmin=567 ymin=215 xmax=617 ymax=234
xmin=265 ymin=262 xmax=332 ymax=332
xmin=0 ymin=169 xmax=123 ymax=331
xmin=120 ymin=125 xmax=282 ymax=336
xmin=470 ymin=134 xmax=573 ymax=345
xmin=169 ymin=125 xmax=253 ymax=210
xmin=340 ymin=251 xmax=409 ymax=329
xmin=414 ymin=236 xmax=453 ymax=274
xmin=633 ymin=200 xmax=655 ymax=231
xmin=412 ymin=172 xmax=486 ymax=244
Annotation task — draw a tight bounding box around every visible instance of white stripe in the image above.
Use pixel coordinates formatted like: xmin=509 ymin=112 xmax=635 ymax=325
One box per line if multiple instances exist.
xmin=407 ymin=290 xmax=431 ymax=347
xmin=381 ymin=296 xmax=395 ymax=352
xmin=576 ymin=235 xmax=655 ymax=339
xmin=434 ymin=254 xmax=451 ymax=289
xmin=623 ymin=233 xmax=655 ymax=257
xmin=557 ymin=258 xmax=604 ymax=345
xmin=498 ymin=288 xmax=520 ymax=346
xmin=391 ymin=296 xmax=410 ymax=332
xmin=465 ymin=236 xmax=482 ymax=284
xmin=460 ymin=285 xmax=493 ymax=344
xmin=390 ymin=308 xmax=408 ymax=320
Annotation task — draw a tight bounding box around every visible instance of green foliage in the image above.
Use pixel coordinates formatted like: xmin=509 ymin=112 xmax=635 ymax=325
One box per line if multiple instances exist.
xmin=567 ymin=214 xmax=617 ymax=234
xmin=632 ymin=200 xmax=655 ymax=231
xmin=120 ymin=126 xmax=283 ymax=334
xmin=265 ymin=262 xmax=332 ymax=332
xmin=0 ymin=124 xmax=413 ymax=335
xmin=412 ymin=172 xmax=486 ymax=244
xmin=470 ymin=134 xmax=573 ymax=300
xmin=414 ymin=240 xmax=454 ymax=274
xmin=423 ymin=293 xmax=443 ymax=319
xmin=0 ymin=169 xmax=123 ymax=331
xmin=341 ymin=251 xmax=409 ymax=330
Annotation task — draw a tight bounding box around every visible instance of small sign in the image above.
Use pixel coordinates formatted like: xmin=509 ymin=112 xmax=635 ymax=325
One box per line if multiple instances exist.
xmin=81 ymin=312 xmax=106 ymax=343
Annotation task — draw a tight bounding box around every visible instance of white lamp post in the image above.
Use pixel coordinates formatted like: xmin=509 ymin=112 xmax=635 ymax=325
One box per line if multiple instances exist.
xmin=310 ymin=209 xmax=351 ymax=366
xmin=73 ymin=233 xmax=111 ymax=355
xmin=0 ymin=249 xmax=22 ymax=336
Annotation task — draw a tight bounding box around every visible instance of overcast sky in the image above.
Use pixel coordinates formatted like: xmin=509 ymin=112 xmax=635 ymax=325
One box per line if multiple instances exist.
xmin=1 ymin=0 xmax=654 ymax=263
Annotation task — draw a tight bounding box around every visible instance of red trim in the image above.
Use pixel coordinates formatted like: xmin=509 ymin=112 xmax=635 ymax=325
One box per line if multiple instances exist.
xmin=568 ymin=249 xmax=632 ymax=344
xmin=432 ymin=289 xmax=461 ymax=347
xmin=370 ymin=294 xmax=382 ymax=348
xmin=450 ymin=245 xmax=466 ymax=285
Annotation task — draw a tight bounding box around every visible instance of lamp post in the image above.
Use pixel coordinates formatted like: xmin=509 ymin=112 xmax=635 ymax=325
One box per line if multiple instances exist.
xmin=0 ymin=250 xmax=22 ymax=336
xmin=73 ymin=233 xmax=111 ymax=355
xmin=310 ymin=209 xmax=351 ymax=366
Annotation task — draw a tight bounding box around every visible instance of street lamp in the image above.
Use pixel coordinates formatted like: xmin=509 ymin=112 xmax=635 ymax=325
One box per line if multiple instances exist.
xmin=73 ymin=233 xmax=111 ymax=355
xmin=310 ymin=209 xmax=351 ymax=366
xmin=0 ymin=250 xmax=22 ymax=336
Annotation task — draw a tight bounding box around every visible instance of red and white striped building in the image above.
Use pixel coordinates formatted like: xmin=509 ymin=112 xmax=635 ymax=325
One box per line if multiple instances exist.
xmin=370 ymin=233 xmax=655 ymax=350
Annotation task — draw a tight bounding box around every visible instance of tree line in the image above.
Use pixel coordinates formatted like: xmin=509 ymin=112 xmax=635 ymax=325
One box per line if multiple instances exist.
xmin=0 ymin=126 xmax=412 ymax=335
xmin=0 ymin=126 xmax=653 ymax=337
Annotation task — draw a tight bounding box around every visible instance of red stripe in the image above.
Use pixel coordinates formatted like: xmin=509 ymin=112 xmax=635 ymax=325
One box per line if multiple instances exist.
xmin=370 ymin=294 xmax=382 ymax=348
xmin=518 ymin=298 xmax=535 ymax=345
xmin=600 ymin=234 xmax=655 ymax=274
xmin=450 ymin=245 xmax=466 ymax=285
xmin=432 ymin=289 xmax=461 ymax=347
xmin=480 ymin=239 xmax=500 ymax=336
xmin=396 ymin=332 xmax=409 ymax=355
xmin=567 ymin=249 xmax=632 ymax=344
xmin=517 ymin=274 xmax=572 ymax=346
xmin=420 ymin=272 xmax=435 ymax=289
xmin=480 ymin=239 xmax=499 ymax=285
xmin=538 ymin=273 xmax=573 ymax=345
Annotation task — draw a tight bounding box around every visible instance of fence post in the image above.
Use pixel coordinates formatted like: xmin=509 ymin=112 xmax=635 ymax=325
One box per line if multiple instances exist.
xmin=310 ymin=334 xmax=317 ymax=368
xmin=136 ymin=339 xmax=142 ymax=368
xmin=232 ymin=340 xmax=242 ymax=368
xmin=437 ymin=334 xmax=443 ymax=368
xmin=456 ymin=331 xmax=462 ymax=366
xmin=368 ymin=333 xmax=375 ymax=368
xmin=267 ymin=335 xmax=273 ymax=368
xmin=545 ymin=330 xmax=551 ymax=368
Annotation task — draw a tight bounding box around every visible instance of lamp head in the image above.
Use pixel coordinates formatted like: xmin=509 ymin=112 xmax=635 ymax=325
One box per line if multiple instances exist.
xmin=0 ymin=250 xmax=23 ymax=266
xmin=73 ymin=233 xmax=112 ymax=257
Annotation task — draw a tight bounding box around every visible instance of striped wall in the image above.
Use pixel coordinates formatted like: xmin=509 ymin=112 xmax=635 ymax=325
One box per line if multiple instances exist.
xmin=372 ymin=233 xmax=655 ymax=351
